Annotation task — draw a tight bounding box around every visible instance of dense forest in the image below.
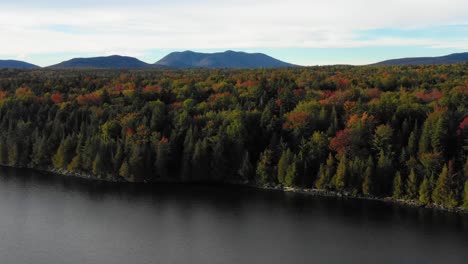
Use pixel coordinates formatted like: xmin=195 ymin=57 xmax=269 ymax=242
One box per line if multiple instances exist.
xmin=0 ymin=64 xmax=467 ymax=209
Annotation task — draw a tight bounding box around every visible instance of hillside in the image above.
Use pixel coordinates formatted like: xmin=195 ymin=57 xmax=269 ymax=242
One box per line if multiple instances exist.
xmin=48 ymin=55 xmax=152 ymax=69
xmin=0 ymin=60 xmax=40 ymax=69
xmin=155 ymin=50 xmax=297 ymax=68
xmin=374 ymin=52 xmax=468 ymax=66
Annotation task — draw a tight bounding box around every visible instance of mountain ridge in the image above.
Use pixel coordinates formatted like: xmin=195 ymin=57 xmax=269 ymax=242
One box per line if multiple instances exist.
xmin=0 ymin=60 xmax=40 ymax=69
xmin=373 ymin=52 xmax=468 ymax=66
xmin=48 ymin=55 xmax=153 ymax=69
xmin=154 ymin=50 xmax=297 ymax=68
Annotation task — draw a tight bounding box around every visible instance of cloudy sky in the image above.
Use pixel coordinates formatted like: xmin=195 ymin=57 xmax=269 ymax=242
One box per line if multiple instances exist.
xmin=1 ymin=0 xmax=467 ymax=66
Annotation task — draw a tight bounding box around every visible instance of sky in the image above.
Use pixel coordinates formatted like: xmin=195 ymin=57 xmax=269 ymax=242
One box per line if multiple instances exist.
xmin=0 ymin=0 xmax=467 ymax=66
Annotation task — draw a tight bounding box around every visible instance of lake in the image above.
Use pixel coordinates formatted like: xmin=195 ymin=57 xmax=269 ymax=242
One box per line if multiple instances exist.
xmin=0 ymin=167 xmax=467 ymax=264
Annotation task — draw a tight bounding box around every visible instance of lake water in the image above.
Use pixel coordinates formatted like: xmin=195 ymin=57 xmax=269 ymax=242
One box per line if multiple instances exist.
xmin=0 ymin=167 xmax=467 ymax=264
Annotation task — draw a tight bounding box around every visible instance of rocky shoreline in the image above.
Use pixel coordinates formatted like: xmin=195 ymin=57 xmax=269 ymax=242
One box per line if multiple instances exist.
xmin=4 ymin=165 xmax=467 ymax=214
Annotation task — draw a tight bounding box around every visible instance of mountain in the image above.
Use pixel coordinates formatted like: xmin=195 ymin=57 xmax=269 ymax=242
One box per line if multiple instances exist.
xmin=0 ymin=60 xmax=40 ymax=69
xmin=155 ymin=50 xmax=297 ymax=68
xmin=374 ymin=52 xmax=468 ymax=66
xmin=49 ymin=55 xmax=152 ymax=69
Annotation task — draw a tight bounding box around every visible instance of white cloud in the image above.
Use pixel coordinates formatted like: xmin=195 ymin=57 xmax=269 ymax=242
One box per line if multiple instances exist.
xmin=0 ymin=0 xmax=467 ymax=63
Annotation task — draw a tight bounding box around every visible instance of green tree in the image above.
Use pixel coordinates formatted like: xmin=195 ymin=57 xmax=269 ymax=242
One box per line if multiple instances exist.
xmin=418 ymin=177 xmax=431 ymax=205
xmin=284 ymin=158 xmax=298 ymax=187
xmin=256 ymin=149 xmax=274 ymax=185
xmin=462 ymin=180 xmax=468 ymax=209
xmin=332 ymin=155 xmax=347 ymax=190
xmin=315 ymin=153 xmax=335 ymax=190
xmin=392 ymin=171 xmax=404 ymax=199
xmin=432 ymin=164 xmax=457 ymax=208
xmin=277 ymin=148 xmax=293 ymax=185
xmin=238 ymin=151 xmax=253 ymax=182
xmin=362 ymin=156 xmax=374 ymax=196
xmin=406 ymin=169 xmax=418 ymax=200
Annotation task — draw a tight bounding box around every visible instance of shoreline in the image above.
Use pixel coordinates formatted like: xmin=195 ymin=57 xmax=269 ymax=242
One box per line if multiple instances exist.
xmin=3 ymin=165 xmax=467 ymax=214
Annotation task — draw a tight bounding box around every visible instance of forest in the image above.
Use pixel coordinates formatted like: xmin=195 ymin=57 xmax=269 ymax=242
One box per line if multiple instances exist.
xmin=0 ymin=64 xmax=466 ymax=209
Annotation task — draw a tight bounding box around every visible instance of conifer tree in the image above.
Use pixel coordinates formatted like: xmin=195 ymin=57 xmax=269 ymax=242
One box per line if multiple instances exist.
xmin=332 ymin=155 xmax=347 ymax=190
xmin=362 ymin=156 xmax=374 ymax=196
xmin=432 ymin=163 xmax=458 ymax=208
xmin=278 ymin=149 xmax=293 ymax=185
xmin=285 ymin=158 xmax=298 ymax=187
xmin=238 ymin=151 xmax=253 ymax=182
xmin=462 ymin=180 xmax=468 ymax=209
xmin=406 ymin=169 xmax=418 ymax=200
xmin=392 ymin=171 xmax=404 ymax=199
xmin=419 ymin=177 xmax=431 ymax=205
xmin=256 ymin=149 xmax=274 ymax=185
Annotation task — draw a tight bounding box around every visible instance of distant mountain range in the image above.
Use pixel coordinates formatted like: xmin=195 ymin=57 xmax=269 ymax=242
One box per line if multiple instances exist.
xmin=48 ymin=55 xmax=152 ymax=69
xmin=154 ymin=50 xmax=296 ymax=68
xmin=1 ymin=51 xmax=467 ymax=69
xmin=0 ymin=51 xmax=296 ymax=69
xmin=0 ymin=60 xmax=39 ymax=69
xmin=373 ymin=52 xmax=468 ymax=66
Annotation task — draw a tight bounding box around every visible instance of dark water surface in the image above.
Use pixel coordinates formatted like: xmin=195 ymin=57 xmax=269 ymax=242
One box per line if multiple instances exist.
xmin=0 ymin=167 xmax=467 ymax=264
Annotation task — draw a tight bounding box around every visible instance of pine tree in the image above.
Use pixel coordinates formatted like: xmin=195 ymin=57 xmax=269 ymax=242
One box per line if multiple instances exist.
xmin=277 ymin=149 xmax=293 ymax=185
xmin=238 ymin=151 xmax=253 ymax=182
xmin=284 ymin=158 xmax=297 ymax=187
xmin=432 ymin=164 xmax=458 ymax=208
xmin=317 ymin=153 xmax=335 ymax=189
xmin=332 ymin=155 xmax=347 ymax=190
xmin=418 ymin=121 xmax=431 ymax=155
xmin=256 ymin=149 xmax=274 ymax=185
xmin=406 ymin=169 xmax=418 ymax=200
xmin=92 ymin=152 xmax=105 ymax=177
xmin=462 ymin=180 xmax=468 ymax=209
xmin=407 ymin=125 xmax=418 ymax=157
xmin=362 ymin=156 xmax=374 ymax=196
xmin=418 ymin=177 xmax=431 ymax=205
xmin=119 ymin=160 xmax=130 ymax=180
xmin=393 ymin=171 xmax=404 ymax=199
xmin=30 ymin=136 xmax=48 ymax=167
xmin=431 ymin=115 xmax=447 ymax=154
xmin=0 ymin=139 xmax=8 ymax=165
xmin=155 ymin=139 xmax=171 ymax=179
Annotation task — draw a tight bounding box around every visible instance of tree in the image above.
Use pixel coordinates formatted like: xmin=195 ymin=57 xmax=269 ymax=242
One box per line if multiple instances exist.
xmin=432 ymin=164 xmax=457 ymax=208
xmin=284 ymin=158 xmax=298 ymax=187
xmin=92 ymin=152 xmax=105 ymax=177
xmin=393 ymin=171 xmax=404 ymax=199
xmin=373 ymin=124 xmax=393 ymax=154
xmin=238 ymin=151 xmax=253 ymax=182
xmin=418 ymin=177 xmax=431 ymax=205
xmin=119 ymin=160 xmax=130 ymax=180
xmin=256 ymin=149 xmax=274 ymax=185
xmin=462 ymin=180 xmax=468 ymax=209
xmin=332 ymin=155 xmax=347 ymax=190
xmin=362 ymin=156 xmax=374 ymax=196
xmin=315 ymin=153 xmax=335 ymax=190
xmin=406 ymin=169 xmax=418 ymax=200
xmin=277 ymin=149 xmax=293 ymax=185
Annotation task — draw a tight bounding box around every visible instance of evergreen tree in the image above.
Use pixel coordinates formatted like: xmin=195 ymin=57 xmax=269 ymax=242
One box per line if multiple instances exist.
xmin=418 ymin=177 xmax=431 ymax=205
xmin=92 ymin=152 xmax=105 ymax=177
xmin=315 ymin=153 xmax=336 ymax=190
xmin=432 ymin=164 xmax=458 ymax=208
xmin=284 ymin=158 xmax=298 ymax=187
xmin=462 ymin=180 xmax=468 ymax=209
xmin=332 ymin=155 xmax=347 ymax=190
xmin=362 ymin=156 xmax=374 ymax=196
xmin=392 ymin=171 xmax=404 ymax=199
xmin=0 ymin=139 xmax=9 ymax=165
xmin=406 ymin=169 xmax=419 ymax=200
xmin=238 ymin=151 xmax=253 ymax=182
xmin=277 ymin=148 xmax=293 ymax=185
xmin=119 ymin=160 xmax=130 ymax=180
xmin=256 ymin=149 xmax=274 ymax=185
